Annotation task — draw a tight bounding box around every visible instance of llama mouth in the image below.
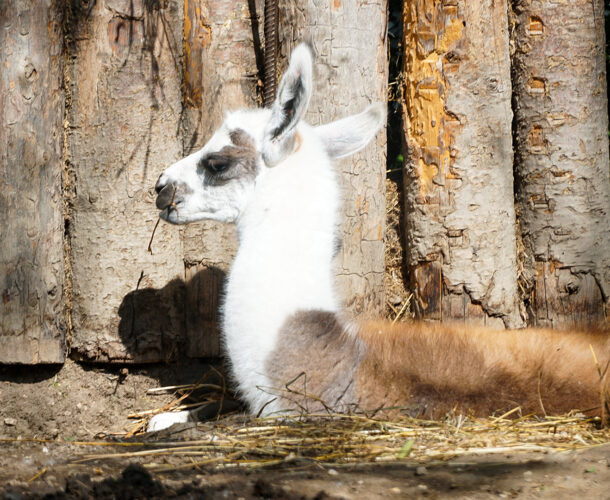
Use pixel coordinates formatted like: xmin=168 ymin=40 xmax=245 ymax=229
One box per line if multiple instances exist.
xmin=159 ymin=205 xmax=181 ymax=224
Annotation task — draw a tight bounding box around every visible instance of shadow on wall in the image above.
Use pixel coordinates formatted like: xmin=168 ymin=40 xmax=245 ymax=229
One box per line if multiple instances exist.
xmin=117 ymin=266 xmax=227 ymax=364
xmin=115 ymin=266 xmax=241 ymax=415
xmin=117 ymin=277 xmax=185 ymax=363
xmin=0 ymin=268 xmax=239 ymax=428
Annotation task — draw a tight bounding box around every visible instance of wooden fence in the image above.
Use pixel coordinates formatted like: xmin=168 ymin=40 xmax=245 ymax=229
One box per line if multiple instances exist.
xmin=2 ymin=0 xmax=608 ymax=365
xmin=0 ymin=0 xmax=388 ymax=364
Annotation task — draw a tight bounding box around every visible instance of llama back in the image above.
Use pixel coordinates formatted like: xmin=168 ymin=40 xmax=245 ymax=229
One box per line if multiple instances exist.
xmin=356 ymin=321 xmax=610 ymax=419
xmin=263 ymin=310 xmax=364 ymax=415
xmin=263 ymin=314 xmax=608 ymax=418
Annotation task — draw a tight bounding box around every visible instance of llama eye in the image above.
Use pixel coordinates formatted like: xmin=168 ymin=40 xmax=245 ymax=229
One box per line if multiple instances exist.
xmin=203 ymin=157 xmax=230 ymax=174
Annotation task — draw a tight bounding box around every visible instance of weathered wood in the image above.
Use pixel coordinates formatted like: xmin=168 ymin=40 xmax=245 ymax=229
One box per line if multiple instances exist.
xmin=402 ymin=0 xmax=524 ymax=328
xmin=279 ymin=0 xmax=389 ymax=317
xmin=0 ymin=1 xmax=67 ymax=363
xmin=511 ymin=0 xmax=610 ymax=328
xmin=181 ymin=0 xmax=261 ymax=357
xmin=185 ymin=265 xmax=224 ymax=358
xmin=66 ymin=0 xmax=186 ymax=362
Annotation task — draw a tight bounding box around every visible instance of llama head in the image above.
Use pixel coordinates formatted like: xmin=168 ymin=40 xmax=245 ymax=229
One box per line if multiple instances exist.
xmin=155 ymin=43 xmax=385 ymax=225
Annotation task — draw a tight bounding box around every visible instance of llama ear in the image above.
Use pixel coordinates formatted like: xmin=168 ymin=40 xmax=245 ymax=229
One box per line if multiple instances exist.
xmin=315 ymin=103 xmax=386 ymax=159
xmin=262 ymin=43 xmax=313 ymax=166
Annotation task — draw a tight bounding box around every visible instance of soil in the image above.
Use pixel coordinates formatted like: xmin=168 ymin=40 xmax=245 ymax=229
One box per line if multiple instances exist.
xmin=0 ymin=359 xmax=219 ymax=441
xmin=1 ymin=360 xmax=609 ymax=499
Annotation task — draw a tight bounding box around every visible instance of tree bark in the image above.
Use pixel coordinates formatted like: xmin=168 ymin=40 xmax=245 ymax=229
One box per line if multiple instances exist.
xmin=278 ymin=0 xmax=389 ymax=317
xmin=0 ymin=1 xmax=67 ymax=363
xmin=511 ymin=0 xmax=610 ymax=328
xmin=181 ymin=0 xmax=262 ymax=357
xmin=402 ymin=0 xmax=524 ymax=328
xmin=66 ymin=0 xmax=186 ymax=362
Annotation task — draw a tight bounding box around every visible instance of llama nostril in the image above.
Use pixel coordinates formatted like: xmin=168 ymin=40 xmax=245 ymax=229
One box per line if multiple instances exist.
xmin=156 ymin=182 xmax=176 ymax=210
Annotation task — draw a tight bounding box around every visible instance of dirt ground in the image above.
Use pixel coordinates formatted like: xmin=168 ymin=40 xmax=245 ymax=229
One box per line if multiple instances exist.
xmin=1 ymin=360 xmax=609 ymax=499
xmin=1 ymin=441 xmax=609 ymax=499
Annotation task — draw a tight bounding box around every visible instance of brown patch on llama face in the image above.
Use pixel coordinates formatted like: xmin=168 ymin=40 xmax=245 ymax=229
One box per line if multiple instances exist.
xmin=199 ymin=128 xmax=259 ymax=184
xmin=229 ymin=128 xmax=255 ymax=149
xmin=265 ymin=311 xmax=364 ymax=413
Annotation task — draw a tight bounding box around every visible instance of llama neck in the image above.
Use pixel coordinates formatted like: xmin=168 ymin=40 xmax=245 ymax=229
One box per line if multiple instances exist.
xmin=221 ymin=129 xmax=341 ymax=412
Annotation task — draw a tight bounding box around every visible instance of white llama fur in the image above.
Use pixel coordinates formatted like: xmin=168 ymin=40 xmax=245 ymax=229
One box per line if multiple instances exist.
xmin=148 ymin=44 xmax=609 ymax=432
xmin=149 ymin=44 xmax=383 ymax=430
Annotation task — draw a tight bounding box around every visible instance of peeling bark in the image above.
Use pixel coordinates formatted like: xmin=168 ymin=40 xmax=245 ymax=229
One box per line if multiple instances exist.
xmin=511 ymin=0 xmax=610 ymax=328
xmin=0 ymin=1 xmax=67 ymax=363
xmin=402 ymin=0 xmax=524 ymax=328
xmin=66 ymin=0 xmax=186 ymax=362
xmin=279 ymin=0 xmax=389 ymax=316
xmin=181 ymin=0 xmax=262 ymax=357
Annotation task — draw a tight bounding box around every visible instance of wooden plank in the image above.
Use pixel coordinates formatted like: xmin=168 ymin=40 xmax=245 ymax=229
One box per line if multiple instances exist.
xmin=66 ymin=0 xmax=186 ymax=362
xmin=512 ymin=0 xmax=610 ymax=328
xmin=0 ymin=1 xmax=66 ymax=364
xmin=181 ymin=0 xmax=260 ymax=357
xmin=185 ymin=264 xmax=224 ymax=358
xmin=533 ymin=262 xmax=605 ymax=328
xmin=413 ymin=261 xmax=442 ymax=320
xmin=402 ymin=0 xmax=524 ymax=328
xmin=279 ymin=0 xmax=388 ymax=317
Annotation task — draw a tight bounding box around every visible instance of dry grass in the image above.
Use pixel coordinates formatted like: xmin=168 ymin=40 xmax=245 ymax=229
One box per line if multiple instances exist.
xmin=147 ymin=186 xmax=177 ymax=254
xmin=53 ymin=372 xmax=606 ymax=474
xmin=384 ymin=177 xmax=412 ymax=323
xmin=71 ymin=410 xmax=610 ymax=473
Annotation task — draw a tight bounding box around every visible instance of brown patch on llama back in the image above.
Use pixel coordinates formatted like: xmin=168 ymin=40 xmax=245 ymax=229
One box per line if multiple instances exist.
xmin=265 ymin=310 xmax=364 ymax=413
xmin=356 ymin=321 xmax=610 ymax=419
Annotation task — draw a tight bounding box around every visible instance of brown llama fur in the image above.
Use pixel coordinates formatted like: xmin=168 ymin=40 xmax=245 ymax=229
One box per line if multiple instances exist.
xmin=356 ymin=321 xmax=610 ymax=419
xmin=267 ymin=312 xmax=609 ymax=419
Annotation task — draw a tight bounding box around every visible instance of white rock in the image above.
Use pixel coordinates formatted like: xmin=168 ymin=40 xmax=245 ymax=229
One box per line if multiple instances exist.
xmin=147 ymin=410 xmax=191 ymax=432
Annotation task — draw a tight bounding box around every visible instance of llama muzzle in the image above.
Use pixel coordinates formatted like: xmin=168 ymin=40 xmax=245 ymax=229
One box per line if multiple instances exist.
xmin=155 ymin=179 xmax=176 ymax=210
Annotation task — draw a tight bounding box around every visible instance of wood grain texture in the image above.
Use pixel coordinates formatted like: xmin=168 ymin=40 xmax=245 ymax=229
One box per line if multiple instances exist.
xmin=511 ymin=0 xmax=610 ymax=328
xmin=402 ymin=0 xmax=524 ymax=328
xmin=181 ymin=0 xmax=262 ymax=357
xmin=278 ymin=0 xmax=389 ymax=317
xmin=66 ymin=0 xmax=186 ymax=362
xmin=0 ymin=1 xmax=67 ymax=363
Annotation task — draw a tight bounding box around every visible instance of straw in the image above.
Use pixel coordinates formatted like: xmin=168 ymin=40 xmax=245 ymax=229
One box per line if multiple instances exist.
xmin=69 ymin=411 xmax=609 ymax=473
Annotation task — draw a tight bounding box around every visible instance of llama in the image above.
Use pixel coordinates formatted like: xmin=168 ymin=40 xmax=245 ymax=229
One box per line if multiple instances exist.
xmin=148 ymin=44 xmax=609 ymax=431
